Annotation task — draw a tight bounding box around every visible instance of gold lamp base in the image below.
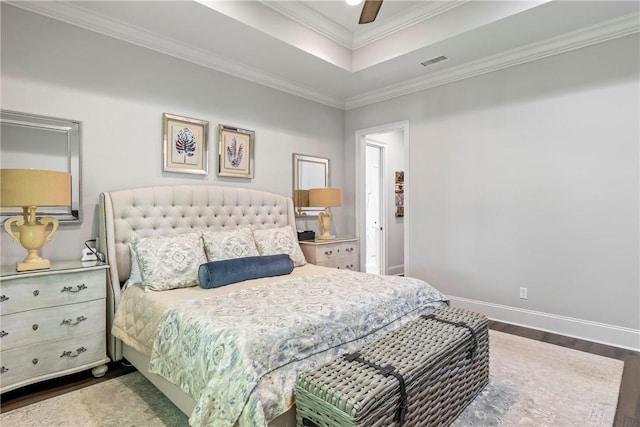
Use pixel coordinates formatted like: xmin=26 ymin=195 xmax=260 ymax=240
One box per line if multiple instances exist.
xmin=317 ymin=209 xmax=336 ymax=240
xmin=4 ymin=207 xmax=58 ymax=272
xmin=317 ymin=234 xmax=336 ymax=240
xmin=17 ymin=258 xmax=51 ymax=272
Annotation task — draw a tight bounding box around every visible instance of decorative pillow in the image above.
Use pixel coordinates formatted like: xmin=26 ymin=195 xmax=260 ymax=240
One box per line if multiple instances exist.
xmin=252 ymin=226 xmax=306 ymax=267
xmin=201 ymin=228 xmax=259 ymax=261
xmin=131 ymin=232 xmax=207 ymax=291
xmin=198 ymin=254 xmax=294 ymax=289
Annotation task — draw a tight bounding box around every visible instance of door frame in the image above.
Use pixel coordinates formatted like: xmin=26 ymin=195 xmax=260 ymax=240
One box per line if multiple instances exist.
xmin=355 ymin=120 xmax=410 ymax=274
xmin=364 ymin=141 xmax=386 ymax=274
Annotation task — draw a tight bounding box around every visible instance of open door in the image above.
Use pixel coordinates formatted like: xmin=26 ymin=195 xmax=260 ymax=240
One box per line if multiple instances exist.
xmin=356 ymin=121 xmax=408 ymax=276
xmin=365 ymin=144 xmax=384 ymax=274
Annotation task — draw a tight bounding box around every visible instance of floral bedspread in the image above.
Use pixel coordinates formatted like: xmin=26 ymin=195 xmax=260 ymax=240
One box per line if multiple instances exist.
xmin=148 ymin=270 xmax=448 ymax=427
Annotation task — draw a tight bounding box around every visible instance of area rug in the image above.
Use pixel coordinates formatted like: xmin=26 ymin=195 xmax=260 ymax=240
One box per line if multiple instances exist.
xmin=0 ymin=330 xmax=623 ymax=427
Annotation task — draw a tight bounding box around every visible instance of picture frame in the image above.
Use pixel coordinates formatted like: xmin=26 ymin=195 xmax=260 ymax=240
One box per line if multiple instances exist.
xmin=395 ymin=170 xmax=405 ymax=217
xmin=162 ymin=113 xmax=208 ymax=175
xmin=218 ymin=124 xmax=254 ymax=178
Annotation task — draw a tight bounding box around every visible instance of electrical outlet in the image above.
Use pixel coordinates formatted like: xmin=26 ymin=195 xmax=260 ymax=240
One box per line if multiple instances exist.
xmin=519 ymin=287 xmax=528 ymax=300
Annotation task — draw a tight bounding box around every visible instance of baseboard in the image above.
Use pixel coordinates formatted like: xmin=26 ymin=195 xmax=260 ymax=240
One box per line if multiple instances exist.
xmin=387 ymin=264 xmax=404 ymax=276
xmin=448 ymin=296 xmax=640 ymax=352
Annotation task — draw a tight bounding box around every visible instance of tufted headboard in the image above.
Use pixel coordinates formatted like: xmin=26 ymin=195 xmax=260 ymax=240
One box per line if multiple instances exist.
xmin=98 ymin=184 xmax=296 ymax=360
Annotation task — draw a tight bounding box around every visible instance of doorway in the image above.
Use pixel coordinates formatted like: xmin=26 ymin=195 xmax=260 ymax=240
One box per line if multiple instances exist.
xmin=365 ymin=144 xmax=384 ymax=274
xmin=355 ymin=121 xmax=409 ymax=276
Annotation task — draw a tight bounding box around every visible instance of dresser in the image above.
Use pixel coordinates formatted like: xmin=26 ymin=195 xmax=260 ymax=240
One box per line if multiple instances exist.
xmin=0 ymin=261 xmax=110 ymax=393
xmin=299 ymin=238 xmax=360 ymax=271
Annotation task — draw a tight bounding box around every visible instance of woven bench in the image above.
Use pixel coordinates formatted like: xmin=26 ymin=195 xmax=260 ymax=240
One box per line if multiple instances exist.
xmin=295 ymin=306 xmax=489 ymax=427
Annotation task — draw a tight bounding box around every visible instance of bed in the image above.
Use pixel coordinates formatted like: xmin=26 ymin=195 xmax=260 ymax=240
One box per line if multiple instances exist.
xmin=98 ymin=184 xmax=448 ymax=427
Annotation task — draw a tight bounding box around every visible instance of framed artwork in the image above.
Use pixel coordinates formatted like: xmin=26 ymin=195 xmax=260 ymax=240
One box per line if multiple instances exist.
xmin=395 ymin=170 xmax=405 ymax=217
xmin=218 ymin=124 xmax=254 ymax=178
xmin=162 ymin=113 xmax=208 ymax=175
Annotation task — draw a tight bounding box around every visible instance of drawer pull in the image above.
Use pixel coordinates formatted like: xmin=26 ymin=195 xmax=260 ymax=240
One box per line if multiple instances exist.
xmin=33 ymin=290 xmax=40 ymax=297
xmin=0 ymin=366 xmax=7 ymax=374
xmin=32 ymin=358 xmax=39 ymax=365
xmin=324 ymin=250 xmax=333 ymax=255
xmin=346 ymin=247 xmax=354 ymax=253
xmin=61 ymin=284 xmax=87 ymax=293
xmin=60 ymin=347 xmax=87 ymax=358
xmin=0 ymin=330 xmax=7 ymax=338
xmin=32 ymin=324 xmax=39 ymax=331
xmin=0 ymin=295 xmax=8 ymax=302
xmin=61 ymin=316 xmax=87 ymax=326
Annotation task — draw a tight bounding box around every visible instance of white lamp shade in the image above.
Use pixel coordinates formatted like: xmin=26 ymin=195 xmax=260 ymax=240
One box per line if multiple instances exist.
xmin=0 ymin=169 xmax=71 ymax=207
xmin=309 ymin=187 xmax=343 ymax=208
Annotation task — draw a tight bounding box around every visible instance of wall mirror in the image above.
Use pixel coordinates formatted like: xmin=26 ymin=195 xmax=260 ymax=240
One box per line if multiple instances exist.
xmin=293 ymin=153 xmax=329 ymax=217
xmin=0 ymin=110 xmax=81 ymax=223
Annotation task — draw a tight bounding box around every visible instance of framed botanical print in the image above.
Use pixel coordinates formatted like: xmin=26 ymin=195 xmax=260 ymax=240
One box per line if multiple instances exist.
xmin=162 ymin=113 xmax=208 ymax=175
xmin=218 ymin=124 xmax=254 ymax=178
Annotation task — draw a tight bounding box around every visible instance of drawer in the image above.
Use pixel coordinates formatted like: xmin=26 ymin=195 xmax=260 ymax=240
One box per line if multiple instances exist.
xmin=333 ymin=259 xmax=359 ymax=271
xmin=313 ymin=242 xmax=358 ymax=264
xmin=0 ymin=269 xmax=105 ymax=315
xmin=0 ymin=332 xmax=107 ymax=392
xmin=0 ymin=299 xmax=105 ymax=351
xmin=318 ymin=253 xmax=359 ymax=271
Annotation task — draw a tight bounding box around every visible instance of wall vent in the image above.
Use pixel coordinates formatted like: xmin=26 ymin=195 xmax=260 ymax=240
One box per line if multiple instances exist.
xmin=420 ymin=55 xmax=449 ymax=67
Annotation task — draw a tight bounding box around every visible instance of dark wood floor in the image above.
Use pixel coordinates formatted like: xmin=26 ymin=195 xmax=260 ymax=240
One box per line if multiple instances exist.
xmin=2 ymin=323 xmax=638 ymax=426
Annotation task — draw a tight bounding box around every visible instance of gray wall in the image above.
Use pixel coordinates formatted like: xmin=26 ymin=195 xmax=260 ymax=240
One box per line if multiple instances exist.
xmin=346 ymin=35 xmax=639 ymax=346
xmin=0 ymin=5 xmax=345 ymax=262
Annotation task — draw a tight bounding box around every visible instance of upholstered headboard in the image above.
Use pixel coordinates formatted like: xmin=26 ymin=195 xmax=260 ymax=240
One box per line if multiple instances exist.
xmin=98 ymin=184 xmax=296 ymax=360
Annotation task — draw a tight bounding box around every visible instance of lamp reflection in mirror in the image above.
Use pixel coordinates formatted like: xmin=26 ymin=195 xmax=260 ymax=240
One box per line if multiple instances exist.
xmin=293 ymin=189 xmax=309 ymax=216
xmin=309 ymin=187 xmax=343 ymax=240
xmin=0 ymin=169 xmax=71 ymax=271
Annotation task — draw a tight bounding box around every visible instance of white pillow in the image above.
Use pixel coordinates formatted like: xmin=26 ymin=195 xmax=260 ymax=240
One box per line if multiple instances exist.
xmin=201 ymin=227 xmax=259 ymax=261
xmin=131 ymin=232 xmax=207 ymax=292
xmin=252 ymin=226 xmax=306 ymax=267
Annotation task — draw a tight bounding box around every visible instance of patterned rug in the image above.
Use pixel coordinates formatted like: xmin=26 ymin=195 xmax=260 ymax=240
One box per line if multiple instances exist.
xmin=0 ymin=330 xmax=623 ymax=426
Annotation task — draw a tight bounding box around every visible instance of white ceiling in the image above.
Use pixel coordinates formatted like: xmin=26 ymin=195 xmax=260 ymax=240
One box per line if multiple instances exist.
xmin=9 ymin=1 xmax=639 ymax=109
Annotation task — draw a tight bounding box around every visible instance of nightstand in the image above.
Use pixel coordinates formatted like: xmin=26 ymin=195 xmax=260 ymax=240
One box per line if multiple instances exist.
xmin=299 ymin=238 xmax=359 ymax=271
xmin=0 ymin=261 xmax=110 ymax=393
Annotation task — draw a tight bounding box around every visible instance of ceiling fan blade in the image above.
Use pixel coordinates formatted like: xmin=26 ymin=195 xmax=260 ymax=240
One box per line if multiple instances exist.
xmin=359 ymin=0 xmax=383 ymax=24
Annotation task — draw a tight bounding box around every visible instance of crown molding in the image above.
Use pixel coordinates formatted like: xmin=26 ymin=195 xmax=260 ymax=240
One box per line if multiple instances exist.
xmin=260 ymin=1 xmax=353 ymax=49
xmin=6 ymin=1 xmax=346 ymax=110
xmin=352 ymin=1 xmax=468 ymax=50
xmin=262 ymin=0 xmax=467 ymax=51
xmin=6 ymin=2 xmax=638 ymax=112
xmin=345 ymin=11 xmax=640 ymax=110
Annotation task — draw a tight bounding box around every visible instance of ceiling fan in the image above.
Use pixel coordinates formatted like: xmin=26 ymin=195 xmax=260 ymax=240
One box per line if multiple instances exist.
xmin=359 ymin=0 xmax=383 ymax=24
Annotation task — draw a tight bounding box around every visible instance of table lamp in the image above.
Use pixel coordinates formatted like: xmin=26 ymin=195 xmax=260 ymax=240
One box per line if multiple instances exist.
xmin=0 ymin=169 xmax=71 ymax=271
xmin=309 ymin=187 xmax=342 ymax=240
xmin=293 ymin=189 xmax=310 ymax=216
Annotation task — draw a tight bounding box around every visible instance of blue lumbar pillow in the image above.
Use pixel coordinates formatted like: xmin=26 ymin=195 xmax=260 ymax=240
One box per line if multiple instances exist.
xmin=198 ymin=254 xmax=294 ymax=289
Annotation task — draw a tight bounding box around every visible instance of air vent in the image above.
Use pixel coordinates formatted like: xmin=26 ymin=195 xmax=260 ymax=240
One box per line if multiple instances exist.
xmin=420 ymin=55 xmax=449 ymax=67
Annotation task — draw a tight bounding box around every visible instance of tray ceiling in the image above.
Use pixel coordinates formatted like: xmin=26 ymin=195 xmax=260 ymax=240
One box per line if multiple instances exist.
xmin=7 ymin=1 xmax=639 ymax=109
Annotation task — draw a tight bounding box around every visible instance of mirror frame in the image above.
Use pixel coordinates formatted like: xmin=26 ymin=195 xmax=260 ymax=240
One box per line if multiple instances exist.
xmin=0 ymin=110 xmax=81 ymax=223
xmin=293 ymin=153 xmax=329 ymax=217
